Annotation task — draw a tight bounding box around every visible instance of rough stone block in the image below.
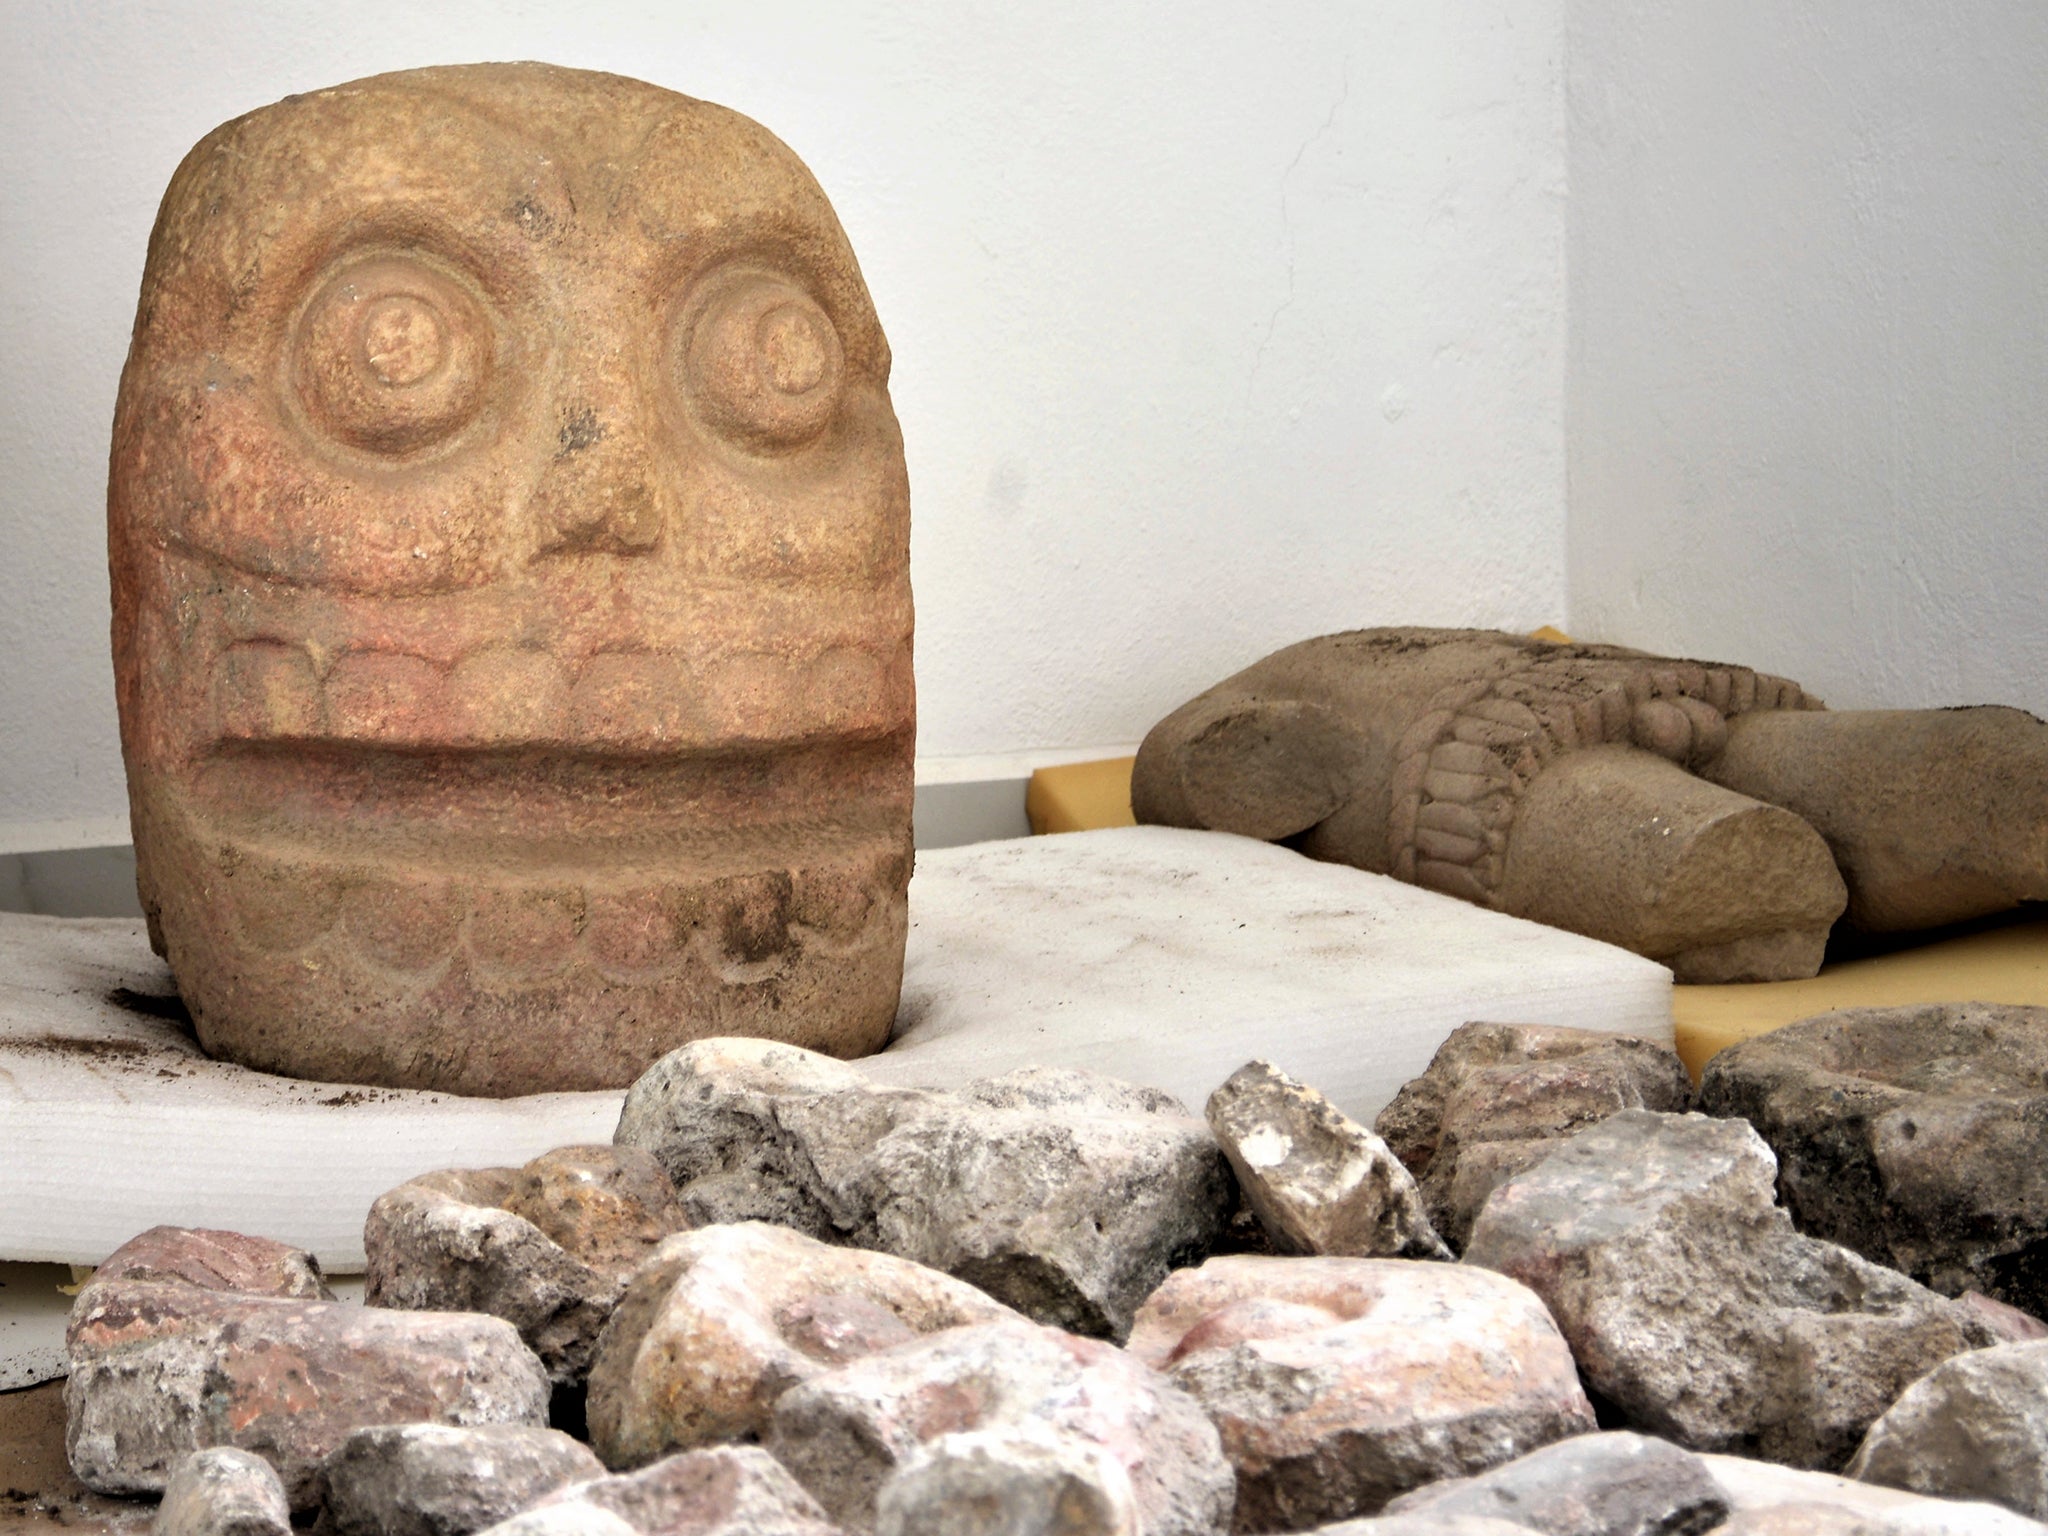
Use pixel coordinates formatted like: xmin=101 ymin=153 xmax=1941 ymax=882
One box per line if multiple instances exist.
xmin=1206 ymin=1059 xmax=1446 ymax=1259
xmin=767 ymin=1319 xmax=1232 ymax=1536
xmin=1126 ymin=1253 xmax=1594 ymax=1528
xmin=65 ymin=1226 xmax=548 ymax=1508
xmin=585 ymin=1220 xmax=1019 ymax=1468
xmin=1463 ymin=1111 xmax=1993 ymax=1468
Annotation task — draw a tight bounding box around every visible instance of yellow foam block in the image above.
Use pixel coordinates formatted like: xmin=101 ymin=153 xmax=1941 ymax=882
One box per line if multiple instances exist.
xmin=1672 ymin=916 xmax=2048 ymax=1078
xmin=1026 ymin=756 xmax=1136 ymax=835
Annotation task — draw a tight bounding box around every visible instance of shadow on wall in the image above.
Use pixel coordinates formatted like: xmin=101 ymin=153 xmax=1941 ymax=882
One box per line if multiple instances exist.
xmin=0 ymin=781 xmax=1034 ymax=919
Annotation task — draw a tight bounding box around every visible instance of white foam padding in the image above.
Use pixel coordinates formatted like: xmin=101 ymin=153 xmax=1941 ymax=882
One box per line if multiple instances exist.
xmin=0 ymin=828 xmax=1669 ymax=1272
xmin=866 ymin=828 xmax=1672 ymax=1122
xmin=0 ymin=915 xmax=625 ymax=1271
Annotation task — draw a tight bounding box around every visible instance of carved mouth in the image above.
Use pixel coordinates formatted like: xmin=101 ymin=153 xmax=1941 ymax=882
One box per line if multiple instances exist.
xmin=179 ymin=736 xmax=911 ymax=881
xmin=136 ymin=749 xmax=912 ymax=988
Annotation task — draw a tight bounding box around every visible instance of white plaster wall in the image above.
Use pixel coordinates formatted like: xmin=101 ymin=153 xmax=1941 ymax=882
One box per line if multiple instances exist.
xmin=1567 ymin=3 xmax=2048 ymax=715
xmin=0 ymin=0 xmax=1568 ymax=846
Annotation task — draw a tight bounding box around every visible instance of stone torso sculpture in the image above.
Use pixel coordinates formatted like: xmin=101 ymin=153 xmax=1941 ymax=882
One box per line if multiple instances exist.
xmin=1134 ymin=628 xmax=2048 ymax=981
xmin=110 ymin=65 xmax=913 ymax=1095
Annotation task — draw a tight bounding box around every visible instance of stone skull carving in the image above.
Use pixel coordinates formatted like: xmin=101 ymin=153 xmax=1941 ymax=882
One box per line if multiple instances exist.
xmin=110 ymin=65 xmax=913 ymax=1096
xmin=1135 ymin=628 xmax=2048 ymax=982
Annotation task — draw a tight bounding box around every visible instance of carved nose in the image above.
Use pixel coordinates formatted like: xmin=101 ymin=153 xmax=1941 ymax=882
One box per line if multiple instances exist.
xmin=531 ymin=401 xmax=666 ymax=558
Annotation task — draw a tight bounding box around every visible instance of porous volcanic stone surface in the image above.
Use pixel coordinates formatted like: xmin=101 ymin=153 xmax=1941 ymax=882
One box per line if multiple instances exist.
xmin=1205 ymin=1060 xmax=1447 ymax=1259
xmin=1846 ymin=1338 xmax=2048 ymax=1517
xmin=110 ymin=64 xmax=916 ymax=1096
xmin=1462 ymin=1111 xmax=1993 ymax=1468
xmin=1373 ymin=1020 xmax=1693 ymax=1249
xmin=65 ymin=1226 xmax=549 ymax=1508
xmin=320 ymin=1422 xmax=605 ymax=1536
xmin=155 ymin=1447 xmax=292 ymax=1536
xmin=613 ymin=1037 xmax=879 ymax=1236
xmin=616 ymin=1040 xmax=1232 ymax=1339
xmin=365 ymin=1146 xmax=690 ymax=1381
xmin=860 ymin=1067 xmax=1231 ymax=1339
xmin=767 ymin=1318 xmax=1232 ymax=1536
xmin=1704 ymin=1452 xmax=2048 ymax=1535
xmin=585 ymin=1220 xmax=1019 ymax=1468
xmin=1698 ymin=1001 xmax=2048 ymax=1317
xmin=1126 ymin=1254 xmax=1594 ymax=1529
xmin=478 ymin=1445 xmax=841 ymax=1536
xmin=873 ymin=1426 xmax=1140 ymax=1536
xmin=1377 ymin=1431 xmax=1728 ymax=1533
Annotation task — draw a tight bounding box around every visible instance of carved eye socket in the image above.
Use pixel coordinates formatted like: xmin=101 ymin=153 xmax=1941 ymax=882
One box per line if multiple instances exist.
xmin=681 ymin=271 xmax=844 ymax=452
xmin=291 ymin=257 xmax=493 ymax=456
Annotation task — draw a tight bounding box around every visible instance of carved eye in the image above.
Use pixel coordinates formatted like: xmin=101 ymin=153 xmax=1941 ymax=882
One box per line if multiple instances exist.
xmin=290 ymin=257 xmax=493 ymax=456
xmin=680 ymin=271 xmax=844 ymax=452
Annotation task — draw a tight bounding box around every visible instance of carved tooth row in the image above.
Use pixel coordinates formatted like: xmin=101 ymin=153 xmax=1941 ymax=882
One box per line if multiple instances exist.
xmin=212 ymin=642 xmax=909 ymax=750
xmin=1385 ymin=654 xmax=1820 ymax=909
xmin=219 ymin=849 xmax=907 ymax=987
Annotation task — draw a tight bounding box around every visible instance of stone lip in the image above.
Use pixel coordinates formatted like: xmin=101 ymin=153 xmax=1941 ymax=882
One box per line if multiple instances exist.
xmin=1698 ymin=1000 xmax=2048 ymax=1319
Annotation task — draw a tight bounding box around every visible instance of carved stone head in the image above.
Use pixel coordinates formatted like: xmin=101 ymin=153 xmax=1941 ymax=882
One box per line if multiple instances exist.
xmin=110 ymin=65 xmax=913 ymax=1095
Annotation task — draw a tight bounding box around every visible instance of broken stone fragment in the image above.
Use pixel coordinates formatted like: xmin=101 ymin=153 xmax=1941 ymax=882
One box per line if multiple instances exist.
xmin=1376 ymin=1431 xmax=1729 ymax=1534
xmin=1846 ymin=1338 xmax=2048 ymax=1518
xmin=1125 ymin=1253 xmax=1594 ymax=1529
xmin=155 ymin=1447 xmax=292 ymax=1536
xmin=1462 ymin=1111 xmax=1994 ymax=1469
xmin=1703 ymin=1452 xmax=2048 ymax=1535
xmin=1373 ymin=1020 xmax=1693 ymax=1249
xmin=365 ymin=1146 xmax=691 ymax=1382
xmin=873 ymin=1426 xmax=1139 ymax=1536
xmin=1205 ymin=1059 xmax=1447 ymax=1259
xmin=585 ymin=1220 xmax=1020 ymax=1469
xmin=319 ymin=1422 xmax=606 ymax=1536
xmin=66 ymin=1225 xmax=549 ymax=1509
xmin=615 ymin=1040 xmax=1233 ymax=1339
xmin=767 ymin=1318 xmax=1233 ymax=1536
xmin=613 ymin=1037 xmax=885 ymax=1237
xmin=858 ymin=1067 xmax=1232 ymax=1339
xmin=476 ymin=1445 xmax=842 ymax=1536
xmin=1697 ymin=1001 xmax=2048 ymax=1318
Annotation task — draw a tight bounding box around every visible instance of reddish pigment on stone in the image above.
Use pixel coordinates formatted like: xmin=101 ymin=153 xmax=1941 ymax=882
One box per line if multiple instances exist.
xmin=109 ymin=63 xmax=914 ymax=1096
